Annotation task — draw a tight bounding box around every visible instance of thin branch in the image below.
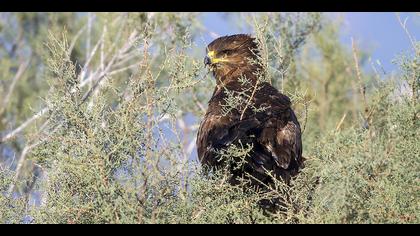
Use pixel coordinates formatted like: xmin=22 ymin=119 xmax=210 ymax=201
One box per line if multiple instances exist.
xmin=351 ymin=38 xmax=370 ymax=128
xmin=335 ymin=112 xmax=348 ymax=132
xmin=192 ymin=92 xmax=206 ymax=113
xmin=7 ymin=145 xmax=30 ymax=196
xmin=112 ymin=50 xmax=141 ymax=68
xmin=108 ymin=63 xmax=139 ymax=76
xmin=396 ymin=14 xmax=417 ymax=51
xmin=83 ymin=31 xmax=139 ymax=103
xmin=186 ymin=137 xmax=197 ymax=157
xmin=79 ymin=33 xmax=103 ymax=83
xmin=240 ymin=79 xmax=260 ymax=121
xmin=1 ymin=29 xmax=141 ymax=144
xmin=396 ymin=13 xmax=418 ymax=122
xmin=143 ymin=39 xmax=155 ymax=162
xmin=68 ymin=24 xmax=87 ymax=55
xmin=301 ymin=99 xmax=309 ymax=134
xmin=0 ymin=107 xmax=49 ymax=143
xmin=6 ymin=117 xmax=56 ymax=197
xmin=86 ymin=12 xmax=93 ymax=64
xmin=100 ymin=25 xmax=107 ymax=72
xmin=0 ymin=57 xmax=31 ymax=117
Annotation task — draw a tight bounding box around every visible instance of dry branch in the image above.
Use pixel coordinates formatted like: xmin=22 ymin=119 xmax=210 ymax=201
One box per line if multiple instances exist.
xmin=351 ymin=38 xmax=370 ymax=128
xmin=0 ymin=29 xmax=141 ymax=144
xmin=0 ymin=58 xmax=31 ymax=117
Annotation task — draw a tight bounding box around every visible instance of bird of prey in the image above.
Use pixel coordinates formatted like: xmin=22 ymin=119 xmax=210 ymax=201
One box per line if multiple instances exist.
xmin=197 ymin=34 xmax=304 ymax=188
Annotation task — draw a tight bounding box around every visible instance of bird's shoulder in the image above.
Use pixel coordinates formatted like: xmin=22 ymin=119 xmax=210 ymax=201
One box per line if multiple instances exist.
xmin=255 ymin=82 xmax=291 ymax=107
xmin=208 ymin=80 xmax=291 ymax=108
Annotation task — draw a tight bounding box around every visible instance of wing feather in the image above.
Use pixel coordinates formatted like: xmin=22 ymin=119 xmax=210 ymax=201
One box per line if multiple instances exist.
xmin=196 ymin=112 xmax=260 ymax=166
xmin=197 ymin=81 xmax=303 ymax=179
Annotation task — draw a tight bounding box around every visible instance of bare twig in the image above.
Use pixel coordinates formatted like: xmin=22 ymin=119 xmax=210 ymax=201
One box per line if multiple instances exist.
xmin=6 ymin=117 xmax=57 ymax=197
xmin=192 ymin=92 xmax=206 ymax=113
xmin=351 ymin=38 xmax=370 ymax=128
xmin=301 ymin=100 xmax=309 ymax=134
xmin=143 ymin=39 xmax=155 ymax=162
xmin=1 ymin=29 xmax=140 ymax=144
xmin=0 ymin=57 xmax=31 ymax=117
xmin=100 ymin=25 xmax=107 ymax=72
xmin=68 ymin=24 xmax=87 ymax=55
xmin=108 ymin=63 xmax=139 ymax=76
xmin=396 ymin=13 xmax=418 ymax=122
xmin=0 ymin=107 xmax=49 ymax=143
xmin=79 ymin=29 xmax=103 ymax=83
xmin=83 ymin=31 xmax=139 ymax=103
xmin=86 ymin=13 xmax=93 ymax=63
xmin=240 ymin=79 xmax=260 ymax=121
xmin=81 ymin=73 xmax=107 ymax=103
xmin=396 ymin=14 xmax=417 ymax=51
xmin=335 ymin=112 xmax=347 ymax=131
xmin=7 ymin=144 xmax=32 ymax=196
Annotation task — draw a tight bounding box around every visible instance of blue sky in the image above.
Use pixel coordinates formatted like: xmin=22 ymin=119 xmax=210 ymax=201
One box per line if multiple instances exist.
xmin=199 ymin=12 xmax=420 ymax=73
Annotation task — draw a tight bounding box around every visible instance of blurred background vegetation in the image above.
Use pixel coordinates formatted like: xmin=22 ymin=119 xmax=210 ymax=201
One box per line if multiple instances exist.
xmin=0 ymin=12 xmax=418 ymax=224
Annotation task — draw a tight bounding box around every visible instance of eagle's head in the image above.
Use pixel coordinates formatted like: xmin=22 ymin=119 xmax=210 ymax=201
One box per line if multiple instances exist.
xmin=204 ymin=34 xmax=261 ymax=80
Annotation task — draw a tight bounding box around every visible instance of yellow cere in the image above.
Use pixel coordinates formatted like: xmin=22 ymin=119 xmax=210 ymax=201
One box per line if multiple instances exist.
xmin=207 ymin=50 xmax=216 ymax=58
xmin=207 ymin=50 xmax=228 ymax=64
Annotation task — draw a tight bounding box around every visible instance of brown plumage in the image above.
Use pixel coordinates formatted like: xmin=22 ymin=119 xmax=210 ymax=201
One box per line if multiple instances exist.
xmin=197 ymin=34 xmax=304 ymax=188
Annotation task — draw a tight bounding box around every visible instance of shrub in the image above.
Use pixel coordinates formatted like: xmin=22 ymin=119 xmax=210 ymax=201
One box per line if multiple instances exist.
xmin=0 ymin=12 xmax=418 ymax=224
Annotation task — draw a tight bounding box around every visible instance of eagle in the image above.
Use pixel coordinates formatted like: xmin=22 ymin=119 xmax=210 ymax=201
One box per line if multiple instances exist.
xmin=196 ymin=34 xmax=304 ymax=188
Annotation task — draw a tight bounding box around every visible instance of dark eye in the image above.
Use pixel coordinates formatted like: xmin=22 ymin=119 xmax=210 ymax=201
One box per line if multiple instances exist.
xmin=220 ymin=49 xmax=233 ymax=55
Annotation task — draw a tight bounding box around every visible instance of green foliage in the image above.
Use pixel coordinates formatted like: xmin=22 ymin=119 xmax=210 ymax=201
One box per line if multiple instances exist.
xmin=298 ymin=97 xmax=419 ymax=223
xmin=0 ymin=13 xmax=418 ymax=224
xmin=0 ymin=166 xmax=27 ymax=224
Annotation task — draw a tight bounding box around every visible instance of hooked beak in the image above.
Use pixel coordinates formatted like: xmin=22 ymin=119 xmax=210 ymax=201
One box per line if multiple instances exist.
xmin=204 ymin=56 xmax=211 ymax=66
xmin=204 ymin=50 xmax=217 ymax=67
xmin=204 ymin=50 xmax=228 ymax=67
